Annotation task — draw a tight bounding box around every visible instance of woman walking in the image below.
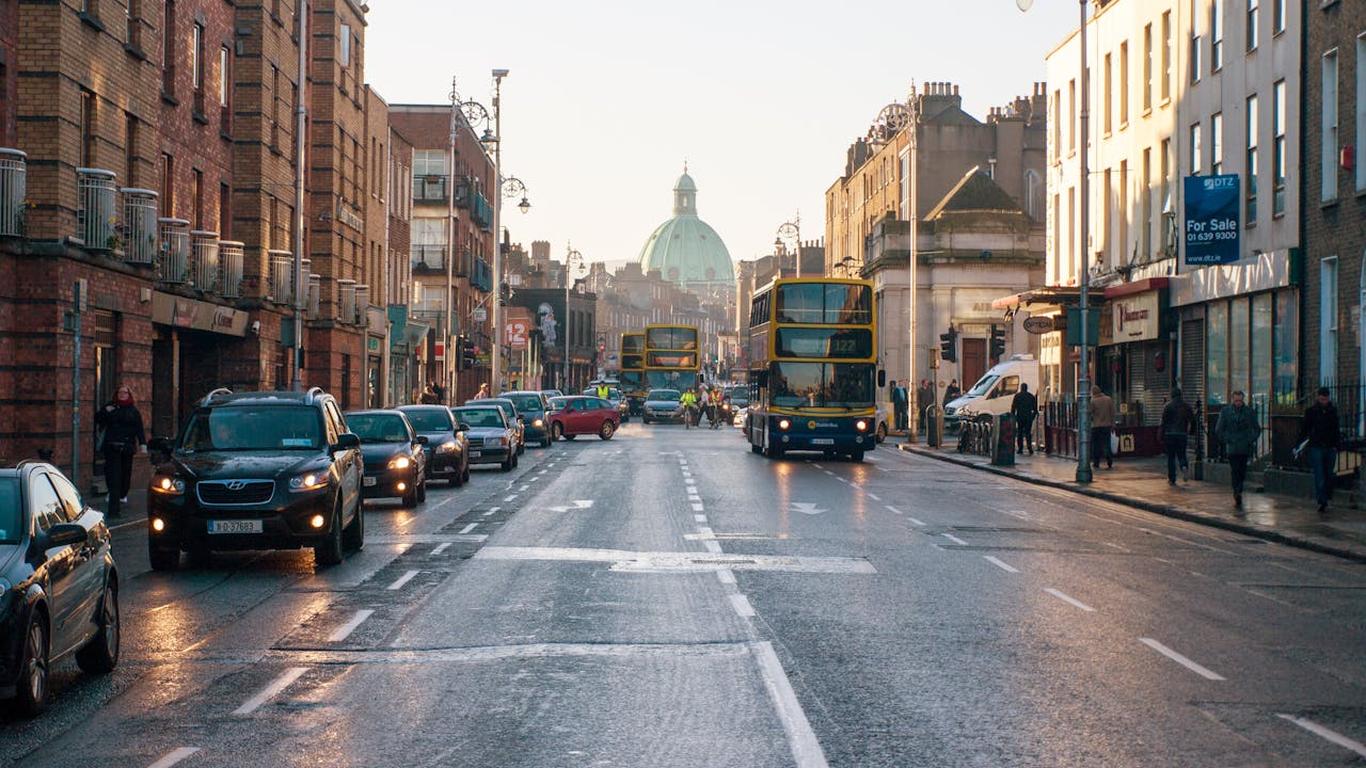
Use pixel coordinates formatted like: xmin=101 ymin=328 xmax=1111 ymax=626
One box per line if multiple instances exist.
xmin=94 ymin=385 xmax=146 ymax=519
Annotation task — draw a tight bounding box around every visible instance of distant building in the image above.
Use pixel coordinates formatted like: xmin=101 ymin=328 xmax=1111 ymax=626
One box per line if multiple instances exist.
xmin=637 ymin=169 xmax=735 ymax=295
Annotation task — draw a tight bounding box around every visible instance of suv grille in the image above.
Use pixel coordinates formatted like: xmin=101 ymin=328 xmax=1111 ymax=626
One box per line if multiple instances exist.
xmin=197 ymin=480 xmax=275 ymax=506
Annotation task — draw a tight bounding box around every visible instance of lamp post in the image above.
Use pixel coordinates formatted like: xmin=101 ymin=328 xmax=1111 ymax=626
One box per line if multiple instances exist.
xmin=563 ymin=245 xmax=584 ymax=392
xmin=777 ymin=216 xmax=801 ymax=276
xmin=489 ymin=69 xmax=508 ymax=394
xmin=1018 ymin=0 xmax=1091 ymax=482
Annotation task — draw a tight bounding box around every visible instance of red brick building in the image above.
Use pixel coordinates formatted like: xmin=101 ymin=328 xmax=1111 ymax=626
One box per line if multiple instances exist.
xmin=0 ymin=0 xmax=17 ymax=147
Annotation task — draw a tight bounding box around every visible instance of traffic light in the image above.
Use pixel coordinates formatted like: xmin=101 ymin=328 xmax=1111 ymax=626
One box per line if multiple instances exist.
xmin=989 ymin=324 xmax=1007 ymax=361
xmin=460 ymin=337 xmax=477 ymax=370
xmin=939 ymin=327 xmax=957 ymax=363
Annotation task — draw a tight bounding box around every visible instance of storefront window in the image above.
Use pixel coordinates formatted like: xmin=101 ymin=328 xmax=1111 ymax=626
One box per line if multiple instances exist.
xmin=1206 ymin=301 xmax=1228 ymax=404
xmin=1273 ymin=290 xmax=1298 ymax=403
xmin=1229 ymin=297 xmax=1250 ymax=398
xmin=1251 ymin=293 xmax=1272 ymax=405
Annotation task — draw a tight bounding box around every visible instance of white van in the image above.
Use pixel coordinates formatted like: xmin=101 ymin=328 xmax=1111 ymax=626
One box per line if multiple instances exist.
xmin=943 ymin=355 xmax=1040 ymax=428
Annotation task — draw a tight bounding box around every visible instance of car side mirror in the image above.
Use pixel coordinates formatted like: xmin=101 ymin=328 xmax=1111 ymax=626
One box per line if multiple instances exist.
xmin=877 ymin=369 xmax=887 ymax=388
xmin=414 ymin=435 xmax=430 ymax=445
xmin=331 ymin=432 xmax=361 ymax=452
xmin=148 ymin=437 xmax=173 ymax=454
xmin=38 ymin=523 xmax=86 ymax=550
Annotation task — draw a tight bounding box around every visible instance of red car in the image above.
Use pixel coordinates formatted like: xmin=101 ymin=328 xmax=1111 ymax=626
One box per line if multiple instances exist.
xmin=547 ymin=396 xmax=620 ymax=441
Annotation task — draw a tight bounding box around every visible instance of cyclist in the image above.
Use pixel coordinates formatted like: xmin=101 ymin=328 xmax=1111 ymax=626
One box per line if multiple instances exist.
xmin=680 ymin=388 xmax=699 ymax=429
xmin=707 ymin=387 xmax=724 ymax=429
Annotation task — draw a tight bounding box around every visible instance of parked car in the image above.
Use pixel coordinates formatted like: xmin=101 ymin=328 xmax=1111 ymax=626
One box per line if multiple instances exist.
xmin=641 ymin=389 xmax=684 ymax=424
xmin=541 ymin=389 xmax=564 ymax=399
xmin=498 ymin=391 xmax=552 ymax=448
xmin=547 ymin=395 xmax=621 ymax=440
xmin=943 ymin=355 xmax=1040 ymax=431
xmin=0 ymin=462 xmax=119 ymax=716
xmin=452 ymin=405 xmax=519 ymax=471
xmin=345 ymin=410 xmax=428 ymax=507
xmin=145 ymin=387 xmax=365 ymax=571
xmin=473 ymin=398 xmax=525 ymax=455
xmin=396 ymin=405 xmax=470 ymax=487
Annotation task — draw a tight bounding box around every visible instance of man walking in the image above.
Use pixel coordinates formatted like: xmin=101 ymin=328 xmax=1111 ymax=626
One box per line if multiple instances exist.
xmin=1011 ymin=382 xmax=1038 ymax=455
xmin=917 ymin=379 xmax=933 ymax=431
xmin=1299 ymin=387 xmax=1341 ymax=513
xmin=1089 ymin=385 xmax=1115 ymax=469
xmin=1160 ymin=388 xmax=1196 ymax=485
xmin=1215 ymin=390 xmax=1259 ymax=509
xmin=890 ymin=380 xmax=908 ymax=433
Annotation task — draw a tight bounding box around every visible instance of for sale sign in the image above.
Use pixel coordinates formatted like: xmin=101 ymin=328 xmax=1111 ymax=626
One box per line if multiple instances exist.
xmin=1183 ymin=175 xmax=1241 ymax=265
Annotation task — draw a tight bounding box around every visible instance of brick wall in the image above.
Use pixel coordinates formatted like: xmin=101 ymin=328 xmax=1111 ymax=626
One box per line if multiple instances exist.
xmin=0 ymin=0 xmax=17 ymax=147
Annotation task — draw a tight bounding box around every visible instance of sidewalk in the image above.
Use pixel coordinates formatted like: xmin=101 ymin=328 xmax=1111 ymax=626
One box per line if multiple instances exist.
xmin=898 ymin=443 xmax=1366 ymax=563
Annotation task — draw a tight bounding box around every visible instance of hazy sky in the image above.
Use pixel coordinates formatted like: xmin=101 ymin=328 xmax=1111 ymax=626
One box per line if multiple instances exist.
xmin=366 ymin=1 xmax=1076 ymax=271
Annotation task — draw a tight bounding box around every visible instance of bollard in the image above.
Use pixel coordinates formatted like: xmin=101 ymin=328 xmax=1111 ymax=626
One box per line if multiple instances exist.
xmin=991 ymin=413 xmax=1016 ymax=466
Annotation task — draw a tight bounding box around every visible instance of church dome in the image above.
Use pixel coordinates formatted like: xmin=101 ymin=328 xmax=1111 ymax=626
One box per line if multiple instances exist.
xmin=637 ymin=170 xmax=734 ymax=288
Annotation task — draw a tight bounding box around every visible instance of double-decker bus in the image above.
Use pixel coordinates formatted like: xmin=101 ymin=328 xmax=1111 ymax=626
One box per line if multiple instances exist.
xmin=620 ymin=332 xmax=647 ymax=414
xmin=744 ymin=277 xmax=881 ymax=460
xmin=644 ymin=324 xmax=701 ymax=392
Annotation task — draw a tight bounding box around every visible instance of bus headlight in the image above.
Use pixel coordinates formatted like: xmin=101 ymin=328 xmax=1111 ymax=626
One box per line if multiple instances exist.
xmin=855 ymin=419 xmax=869 ymax=432
xmin=777 ymin=419 xmax=791 ymax=431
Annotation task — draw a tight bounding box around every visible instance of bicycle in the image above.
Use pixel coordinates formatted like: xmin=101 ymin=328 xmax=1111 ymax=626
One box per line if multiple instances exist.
xmin=683 ymin=404 xmax=697 ymax=429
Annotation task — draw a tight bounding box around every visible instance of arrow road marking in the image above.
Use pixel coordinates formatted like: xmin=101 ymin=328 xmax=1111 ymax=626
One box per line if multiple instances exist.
xmin=790 ymin=503 xmax=827 ymax=516
xmin=548 ymin=500 xmax=594 ymax=512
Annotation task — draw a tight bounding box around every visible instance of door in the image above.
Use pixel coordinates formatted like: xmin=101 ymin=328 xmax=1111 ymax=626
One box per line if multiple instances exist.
xmin=29 ymin=475 xmax=83 ymax=654
xmin=961 ymin=338 xmax=987 ymax=391
xmin=326 ymin=402 xmax=360 ymax=517
xmin=48 ymin=472 xmax=103 ymax=648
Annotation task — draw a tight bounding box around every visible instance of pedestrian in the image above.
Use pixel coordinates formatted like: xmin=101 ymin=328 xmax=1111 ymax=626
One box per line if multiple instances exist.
xmin=473 ymin=383 xmax=491 ymax=400
xmin=889 ymin=380 xmax=907 ymax=432
xmin=431 ymin=381 xmax=446 ymax=404
xmin=943 ymin=379 xmax=960 ymax=406
xmin=1298 ymin=386 xmax=1341 ymax=513
xmin=1160 ymin=388 xmax=1196 ymax=485
xmin=419 ymin=384 xmax=440 ymax=404
xmin=1214 ymin=390 xmax=1260 ymax=509
xmin=917 ymin=379 xmax=933 ymax=431
xmin=94 ymin=385 xmax=146 ymax=519
xmin=1089 ymin=385 xmax=1116 ymax=469
xmin=1011 ymin=382 xmax=1038 ymax=455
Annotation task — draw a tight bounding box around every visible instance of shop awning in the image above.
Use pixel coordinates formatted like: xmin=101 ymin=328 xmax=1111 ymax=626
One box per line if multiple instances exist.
xmin=1102 ymin=277 xmax=1169 ymax=299
xmin=992 ymin=286 xmax=1082 ymax=311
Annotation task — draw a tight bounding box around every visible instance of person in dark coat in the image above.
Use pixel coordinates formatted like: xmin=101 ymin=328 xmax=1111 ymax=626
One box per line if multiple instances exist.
xmin=94 ymin=385 xmax=146 ymax=519
xmin=1299 ymin=387 xmax=1341 ymax=513
xmin=1214 ymin=390 xmax=1260 ymax=509
xmin=916 ymin=379 xmax=933 ymax=431
xmin=943 ymin=379 xmax=960 ymax=406
xmin=1159 ymin=388 xmax=1196 ymax=485
xmin=1011 ymin=383 xmax=1039 ymax=455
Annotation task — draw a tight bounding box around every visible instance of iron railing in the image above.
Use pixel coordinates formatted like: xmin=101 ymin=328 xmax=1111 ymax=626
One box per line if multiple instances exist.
xmin=219 ymin=241 xmax=245 ymax=298
xmin=268 ymin=250 xmax=294 ymax=303
xmin=158 ymin=218 xmax=191 ymax=284
xmin=412 ymin=244 xmax=445 ymax=270
xmin=412 ymin=175 xmax=448 ymax=203
xmin=120 ymin=188 xmax=159 ymax=264
xmin=338 ymin=279 xmax=357 ymax=324
xmin=77 ymin=168 xmax=117 ymax=250
xmin=190 ymin=230 xmax=219 ymax=293
xmin=0 ymin=148 xmax=26 ymax=237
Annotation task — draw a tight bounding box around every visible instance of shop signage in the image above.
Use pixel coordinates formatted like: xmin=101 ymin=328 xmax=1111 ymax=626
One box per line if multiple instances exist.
xmin=1022 ymin=316 xmax=1054 ymax=334
xmin=1110 ymin=291 xmax=1161 ymax=343
xmin=1184 ymin=174 xmax=1241 ymax=265
xmin=505 ymin=307 xmax=532 ymax=350
xmin=367 ymin=336 xmax=381 ymax=353
xmin=472 ymin=307 xmax=487 ymax=322
xmin=152 ymin=292 xmax=248 ymax=336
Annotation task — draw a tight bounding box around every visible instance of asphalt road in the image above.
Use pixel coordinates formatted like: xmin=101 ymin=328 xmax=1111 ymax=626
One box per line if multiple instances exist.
xmin=4 ymin=422 xmax=1366 ymax=767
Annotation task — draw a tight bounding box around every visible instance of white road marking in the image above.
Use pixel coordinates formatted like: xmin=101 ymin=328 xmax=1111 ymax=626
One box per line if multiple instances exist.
xmin=886 ymin=505 xmax=904 ymax=515
xmin=812 ymin=463 xmax=824 ymax=469
xmin=458 ymin=523 xmax=478 ymax=534
xmin=876 ymin=466 xmax=890 ymax=472
xmin=983 ymin=556 xmax=1019 ymax=573
xmin=519 ymin=485 xmax=530 ymax=492
xmin=703 ymin=540 xmax=724 ymax=554
xmin=549 ymin=500 xmax=595 ymax=512
xmin=147 ymin=747 xmax=200 ymax=768
xmin=327 ymin=609 xmax=375 ymax=642
xmin=233 ymin=667 xmax=308 ymax=715
xmin=1103 ymin=541 xmax=1131 ymax=551
xmin=479 ymin=546 xmax=878 ymax=574
xmin=730 ymin=594 xmax=756 ymax=617
xmin=907 ymin=517 xmax=926 ymax=526
xmin=867 ymin=493 xmax=881 ymax=501
xmin=503 ymin=495 xmax=518 ymax=502
xmin=942 ymin=533 xmax=969 ymax=546
xmin=823 ymin=470 xmax=834 ymax=476
xmin=753 ymin=641 xmax=830 ymax=768
xmin=790 ymin=502 xmax=827 ymax=515
xmin=386 ymin=570 xmax=420 ymax=591
xmin=694 ymin=514 xmax=708 ymax=523
xmin=682 ymin=471 xmax=692 ymax=477
xmin=1045 ymin=588 xmax=1095 ymax=612
xmin=482 ymin=506 xmax=501 ymax=517
xmin=717 ymin=569 xmax=737 ymax=585
xmin=691 ymin=502 xmax=705 ymax=512
xmin=430 ymin=542 xmax=452 ymax=556
xmin=1276 ymin=714 xmax=1366 ymax=758
xmin=1139 ymin=638 xmax=1225 ymax=681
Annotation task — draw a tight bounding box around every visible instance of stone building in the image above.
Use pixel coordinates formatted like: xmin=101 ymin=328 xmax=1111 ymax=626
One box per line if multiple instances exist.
xmin=636 ymin=169 xmax=735 ymax=297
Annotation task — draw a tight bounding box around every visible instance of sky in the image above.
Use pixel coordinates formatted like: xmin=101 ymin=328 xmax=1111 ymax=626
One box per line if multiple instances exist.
xmin=366 ymin=0 xmax=1077 ymax=272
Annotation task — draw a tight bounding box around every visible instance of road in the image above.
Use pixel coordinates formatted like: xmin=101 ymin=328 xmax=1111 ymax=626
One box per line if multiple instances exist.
xmin=5 ymin=422 xmax=1366 ymax=767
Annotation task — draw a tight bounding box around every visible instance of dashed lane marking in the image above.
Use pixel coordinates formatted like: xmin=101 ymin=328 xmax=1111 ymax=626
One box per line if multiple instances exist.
xmin=430 ymin=542 xmax=452 ymax=556
xmin=694 ymin=514 xmax=708 ymax=523
xmin=886 ymin=505 xmax=904 ymax=515
xmin=458 ymin=523 xmax=479 ymax=534
xmin=1276 ymin=714 xmax=1366 ymax=759
xmin=146 ymin=748 xmax=200 ymax=768
xmin=867 ymin=493 xmax=881 ymax=501
xmin=1139 ymin=638 xmax=1225 ymax=681
xmin=1045 ymin=588 xmax=1096 ymax=612
xmin=233 ymin=667 xmax=308 ymax=715
xmin=942 ymin=533 xmax=969 ymax=546
xmin=691 ymin=503 xmax=705 ymax=512
xmin=907 ymin=517 xmax=926 ymax=526
xmin=327 ymin=609 xmax=375 ymax=642
xmin=503 ymin=495 xmax=518 ymax=502
xmin=482 ymin=506 xmax=502 ymax=517
xmin=729 ymin=594 xmax=756 ymax=617
xmin=386 ymin=570 xmax=420 ymax=591
xmin=477 ymin=546 xmax=878 ymax=575
xmin=717 ymin=569 xmax=737 ymax=585
xmin=983 ymin=556 xmax=1020 ymax=574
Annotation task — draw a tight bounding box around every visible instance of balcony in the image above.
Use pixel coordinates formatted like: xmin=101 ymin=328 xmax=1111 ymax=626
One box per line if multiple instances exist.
xmin=413 ymin=175 xmax=448 ymax=204
xmin=0 ymin=148 xmax=26 ymax=237
xmin=219 ymin=241 xmax=245 ymax=298
xmin=158 ymin=218 xmax=191 ymax=284
xmin=120 ymin=188 xmax=159 ymax=264
xmin=268 ymin=250 xmax=294 ymax=303
xmin=77 ymin=168 xmax=117 ymax=250
xmin=472 ymin=257 xmax=493 ymax=293
xmin=190 ymin=230 xmax=220 ymax=293
xmin=412 ymin=244 xmax=446 ymax=271
xmin=470 ymin=189 xmax=493 ymax=231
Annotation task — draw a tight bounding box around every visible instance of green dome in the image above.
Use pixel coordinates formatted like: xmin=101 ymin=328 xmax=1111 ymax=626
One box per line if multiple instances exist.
xmin=637 ymin=171 xmax=734 ymax=288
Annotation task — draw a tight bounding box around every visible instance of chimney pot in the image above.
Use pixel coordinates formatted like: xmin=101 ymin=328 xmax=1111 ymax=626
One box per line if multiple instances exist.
xmin=953 ymin=84 xmax=959 ymax=96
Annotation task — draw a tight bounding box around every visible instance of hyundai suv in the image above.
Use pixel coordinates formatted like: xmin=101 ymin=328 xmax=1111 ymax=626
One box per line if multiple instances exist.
xmin=145 ymin=388 xmax=365 ymax=571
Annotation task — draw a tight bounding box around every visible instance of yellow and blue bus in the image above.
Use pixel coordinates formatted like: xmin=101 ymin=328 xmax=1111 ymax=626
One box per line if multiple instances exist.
xmin=644 ymin=324 xmax=701 ymax=392
xmin=744 ymin=277 xmax=881 ymax=460
xmin=620 ymin=332 xmax=647 ymax=414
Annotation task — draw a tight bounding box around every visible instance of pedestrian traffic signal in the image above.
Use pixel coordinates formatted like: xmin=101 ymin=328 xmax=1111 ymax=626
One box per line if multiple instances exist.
xmin=460 ymin=337 xmax=477 ymax=370
xmin=939 ymin=327 xmax=958 ymax=363
xmin=989 ymin=324 xmax=1006 ymax=361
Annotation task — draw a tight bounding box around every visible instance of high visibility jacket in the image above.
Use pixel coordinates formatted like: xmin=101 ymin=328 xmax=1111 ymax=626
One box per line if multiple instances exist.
xmin=680 ymin=392 xmax=698 ymax=407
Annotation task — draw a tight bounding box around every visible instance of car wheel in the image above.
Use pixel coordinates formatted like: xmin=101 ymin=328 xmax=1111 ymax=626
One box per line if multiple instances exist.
xmin=343 ymin=497 xmax=365 ymax=551
xmin=76 ymin=581 xmax=119 ymax=674
xmin=417 ymin=476 xmax=427 ymax=503
xmin=314 ymin=500 xmax=345 ymax=567
xmin=149 ymin=543 xmax=181 ymax=572
xmin=551 ymin=422 xmax=564 ymax=441
xmin=14 ymin=615 xmax=49 ymax=717
xmin=599 ymin=421 xmax=615 ymax=441
xmin=400 ymin=482 xmax=418 ymax=508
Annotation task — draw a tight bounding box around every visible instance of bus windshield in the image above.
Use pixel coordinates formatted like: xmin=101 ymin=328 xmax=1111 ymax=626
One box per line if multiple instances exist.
xmin=622 ymin=335 xmax=645 ymax=354
xmin=646 ymin=327 xmax=698 ymax=350
xmin=769 ymin=362 xmax=875 ymax=409
xmin=620 ymin=370 xmax=645 ymax=390
xmin=775 ymin=283 xmax=872 ymax=325
xmin=647 ymin=370 xmax=698 ymax=390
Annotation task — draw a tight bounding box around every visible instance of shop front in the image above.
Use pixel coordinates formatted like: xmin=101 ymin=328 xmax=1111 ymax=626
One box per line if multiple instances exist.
xmin=1098 ymin=279 xmax=1172 ymax=457
xmin=149 ymin=291 xmax=251 ymax=438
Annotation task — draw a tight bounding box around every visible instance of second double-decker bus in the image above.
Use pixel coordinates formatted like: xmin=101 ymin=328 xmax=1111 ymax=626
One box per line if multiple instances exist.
xmin=620 ymin=332 xmax=647 ymax=414
xmin=644 ymin=324 xmax=701 ymax=392
xmin=744 ymin=277 xmax=881 ymax=461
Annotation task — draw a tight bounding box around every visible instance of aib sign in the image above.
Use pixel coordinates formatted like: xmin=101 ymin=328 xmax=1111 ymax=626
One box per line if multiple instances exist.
xmin=1184 ymin=174 xmax=1241 ymax=265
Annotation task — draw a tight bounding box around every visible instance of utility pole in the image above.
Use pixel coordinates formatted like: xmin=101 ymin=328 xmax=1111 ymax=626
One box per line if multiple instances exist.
xmin=291 ymin=0 xmax=309 ymax=389
xmin=490 ymin=69 xmax=508 ymax=394
xmin=906 ymin=83 xmax=920 ymax=445
xmin=1075 ymin=0 xmax=1093 ymax=483
xmin=446 ymin=76 xmax=458 ymax=400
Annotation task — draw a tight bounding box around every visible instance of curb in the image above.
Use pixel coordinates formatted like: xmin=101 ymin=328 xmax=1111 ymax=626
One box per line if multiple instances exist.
xmin=898 ymin=444 xmax=1366 ymax=564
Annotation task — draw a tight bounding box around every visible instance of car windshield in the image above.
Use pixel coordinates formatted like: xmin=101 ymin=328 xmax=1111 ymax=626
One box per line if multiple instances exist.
xmin=503 ymin=394 xmax=544 ymax=412
xmin=181 ymin=406 xmax=323 ymax=451
xmin=965 ymin=374 xmax=999 ymax=398
xmin=769 ymin=362 xmax=875 ymax=409
xmin=400 ymin=408 xmax=453 ymax=432
xmin=455 ymin=408 xmax=505 ymax=428
xmin=726 ymin=387 xmax=748 ymax=400
xmin=0 ymin=478 xmax=20 ymax=544
xmin=648 ymin=389 xmax=681 ymax=402
xmin=347 ymin=413 xmax=410 ymax=443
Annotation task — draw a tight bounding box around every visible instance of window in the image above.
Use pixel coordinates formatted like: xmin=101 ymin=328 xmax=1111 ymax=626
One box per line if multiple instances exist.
xmin=1246 ymin=0 xmax=1258 ymax=52
xmin=27 ymin=477 xmax=64 ymax=535
xmin=1160 ymin=137 xmax=1171 ymax=227
xmin=1322 ymin=50 xmax=1339 ymax=202
xmin=125 ymin=112 xmax=138 ymax=185
xmin=219 ymin=46 xmax=230 ymax=108
xmin=270 ymin=64 xmax=280 ymax=149
xmin=1321 ymin=257 xmax=1338 ymax=382
xmin=1189 ymin=0 xmax=1201 ymax=83
xmin=1211 ymin=112 xmax=1224 ymax=175
xmin=1102 ymin=168 xmax=1112 ymax=264
xmin=1052 ymin=89 xmax=1061 ymax=161
xmin=79 ymin=89 xmax=95 ymax=168
xmin=1190 ymin=122 xmax=1202 ymax=175
xmin=1230 ymin=297 xmax=1250 ymax=397
xmin=1067 ymin=186 xmax=1076 ymax=283
xmin=219 ymin=182 xmax=230 ymax=238
xmin=1246 ymin=94 xmax=1259 ymax=223
xmin=1143 ymin=23 xmax=1153 ymax=111
xmin=1272 ymin=0 xmax=1284 ymax=35
xmin=1142 ymin=147 xmax=1153 ymax=258
xmin=1360 ymin=35 xmax=1366 ymax=192
xmin=1118 ymin=160 xmax=1128 ymax=262
xmin=47 ymin=472 xmax=85 ymax=523
xmin=1068 ymin=79 xmax=1076 ymax=153
xmin=1119 ymin=41 xmax=1130 ymax=125
xmin=339 ymin=23 xmax=352 ymax=66
xmin=1272 ymin=79 xmax=1285 ymax=215
xmin=126 ymin=0 xmax=139 ymax=47
xmin=1207 ymin=301 xmax=1228 ymax=405
xmin=1103 ymin=52 xmax=1113 ymax=134
xmin=1161 ymin=11 xmax=1172 ymax=102
xmin=191 ymin=22 xmax=203 ymax=91
xmin=1211 ymin=1 xmax=1223 ymax=71
xmin=1273 ymin=290 xmax=1298 ymax=400
xmin=1051 ymin=193 xmax=1060 ymax=284
xmin=1252 ymin=293 xmax=1272 ymax=401
xmin=160 ymin=153 xmax=174 ymax=217
xmin=192 ymin=169 xmax=203 ymax=229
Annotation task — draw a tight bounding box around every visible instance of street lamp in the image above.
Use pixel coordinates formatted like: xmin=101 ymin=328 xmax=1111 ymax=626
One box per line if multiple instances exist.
xmin=502 ymin=176 xmax=531 ymax=214
xmin=563 ymin=245 xmax=585 ymax=392
xmin=777 ymin=216 xmax=801 ymax=276
xmin=1018 ymin=0 xmax=1092 ymax=483
xmin=489 ymin=69 xmax=509 ymax=394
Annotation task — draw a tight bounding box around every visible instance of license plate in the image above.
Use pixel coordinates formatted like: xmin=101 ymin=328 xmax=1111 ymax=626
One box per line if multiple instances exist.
xmin=208 ymin=519 xmax=263 ymax=534
xmin=811 ymin=438 xmax=835 ymax=445
xmin=363 ymin=476 xmax=377 ymax=487
xmin=469 ymin=451 xmax=482 ymax=458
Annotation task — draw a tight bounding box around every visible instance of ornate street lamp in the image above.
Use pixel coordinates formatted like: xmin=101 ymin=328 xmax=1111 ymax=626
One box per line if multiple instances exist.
xmin=563 ymin=245 xmax=585 ymax=392
xmin=776 ymin=217 xmax=801 ymax=276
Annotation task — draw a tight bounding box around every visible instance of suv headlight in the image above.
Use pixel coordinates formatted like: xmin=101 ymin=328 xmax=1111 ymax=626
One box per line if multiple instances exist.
xmin=152 ymin=475 xmax=186 ymax=495
xmin=388 ymin=456 xmax=411 ymax=470
xmin=289 ymin=472 xmax=330 ymax=492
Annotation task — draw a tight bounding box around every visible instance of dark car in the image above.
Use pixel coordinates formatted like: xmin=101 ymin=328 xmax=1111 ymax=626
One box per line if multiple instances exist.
xmin=396 ymin=405 xmax=470 ymax=487
xmin=0 ymin=462 xmax=119 ymax=716
xmin=547 ymin=396 xmax=621 ymax=440
xmin=452 ymin=406 xmax=519 ymax=471
xmin=145 ymin=387 xmax=365 ymax=571
xmin=471 ymin=398 xmax=525 ymax=456
xmin=641 ymin=389 xmax=684 ymax=424
xmin=498 ymin=391 xmax=552 ymax=448
xmin=346 ymin=410 xmax=428 ymax=507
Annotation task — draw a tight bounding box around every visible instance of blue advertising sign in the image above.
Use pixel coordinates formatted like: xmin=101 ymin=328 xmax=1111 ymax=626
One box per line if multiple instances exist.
xmin=1184 ymin=174 xmax=1241 ymax=265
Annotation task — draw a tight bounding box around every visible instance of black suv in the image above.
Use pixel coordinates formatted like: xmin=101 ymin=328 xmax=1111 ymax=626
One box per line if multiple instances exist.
xmin=146 ymin=387 xmax=365 ymax=570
